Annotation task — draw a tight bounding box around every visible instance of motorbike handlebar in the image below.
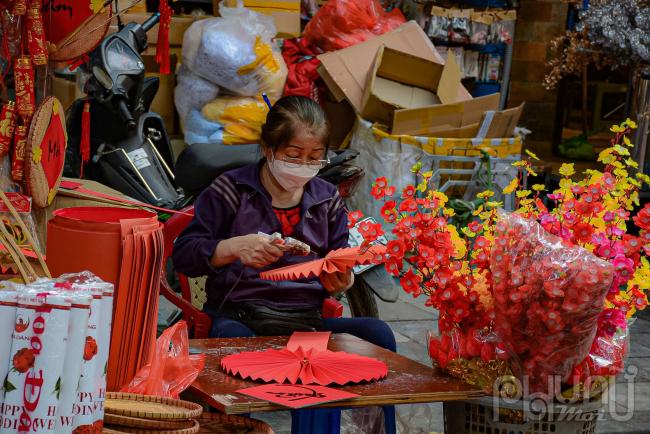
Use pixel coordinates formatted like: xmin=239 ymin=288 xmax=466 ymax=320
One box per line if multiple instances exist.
xmin=117 ymin=99 xmax=136 ymax=130
xmin=141 ymin=12 xmax=160 ymax=33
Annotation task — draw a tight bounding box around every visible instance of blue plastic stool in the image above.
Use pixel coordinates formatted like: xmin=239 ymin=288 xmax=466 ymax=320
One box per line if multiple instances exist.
xmin=290 ymin=406 xmax=396 ymax=434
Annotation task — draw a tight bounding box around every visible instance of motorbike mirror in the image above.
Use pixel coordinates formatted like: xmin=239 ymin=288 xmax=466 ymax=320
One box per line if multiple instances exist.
xmin=92 ymin=65 xmax=114 ymax=89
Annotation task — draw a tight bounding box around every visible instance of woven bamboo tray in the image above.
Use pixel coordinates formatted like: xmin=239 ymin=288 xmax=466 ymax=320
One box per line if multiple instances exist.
xmin=196 ymin=413 xmax=274 ymax=434
xmin=103 ymin=419 xmax=200 ymax=434
xmin=104 ymin=392 xmax=203 ymax=420
xmin=104 ymin=414 xmax=196 ymax=430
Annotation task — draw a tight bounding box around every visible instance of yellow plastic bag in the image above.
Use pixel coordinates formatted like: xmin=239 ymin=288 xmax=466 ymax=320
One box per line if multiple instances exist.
xmin=202 ymin=96 xmax=269 ymax=145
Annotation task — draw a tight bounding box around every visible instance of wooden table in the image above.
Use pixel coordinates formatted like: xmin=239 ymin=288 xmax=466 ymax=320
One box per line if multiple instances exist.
xmin=188 ymin=333 xmax=482 ymax=415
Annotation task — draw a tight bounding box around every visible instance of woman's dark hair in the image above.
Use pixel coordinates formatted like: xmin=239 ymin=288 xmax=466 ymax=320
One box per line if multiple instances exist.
xmin=261 ymin=96 xmax=330 ymax=152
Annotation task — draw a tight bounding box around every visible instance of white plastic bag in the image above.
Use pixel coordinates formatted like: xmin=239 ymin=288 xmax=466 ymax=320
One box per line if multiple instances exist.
xmin=182 ymin=1 xmax=287 ymax=98
xmin=174 ymin=64 xmax=220 ymax=122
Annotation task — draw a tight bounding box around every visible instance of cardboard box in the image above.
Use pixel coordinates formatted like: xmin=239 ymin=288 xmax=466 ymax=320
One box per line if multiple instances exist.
xmin=324 ymin=100 xmax=356 ymax=149
xmin=142 ymin=54 xmax=179 ymax=135
xmin=317 ymin=21 xmax=472 ymax=113
xmin=393 ymin=93 xmax=500 ymax=136
xmin=361 ymin=46 xmax=466 ymax=128
xmin=51 ymin=76 xmax=84 ymax=111
xmin=215 ymin=0 xmax=301 ymax=38
xmin=110 ymin=13 xmax=202 ymax=46
xmin=477 ymin=103 xmax=524 ymax=139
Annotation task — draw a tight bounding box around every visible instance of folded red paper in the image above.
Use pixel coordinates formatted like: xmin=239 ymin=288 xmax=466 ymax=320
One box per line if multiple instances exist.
xmin=259 ymin=245 xmax=386 ymax=281
xmin=221 ymin=346 xmax=388 ymax=386
xmin=237 ymin=384 xmax=359 ymax=409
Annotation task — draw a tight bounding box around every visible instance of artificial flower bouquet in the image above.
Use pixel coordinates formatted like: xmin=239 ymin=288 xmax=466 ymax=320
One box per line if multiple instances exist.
xmin=350 ymin=119 xmax=650 ymax=399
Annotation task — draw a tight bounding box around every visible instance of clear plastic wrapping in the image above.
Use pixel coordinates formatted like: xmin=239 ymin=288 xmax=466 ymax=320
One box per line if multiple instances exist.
xmin=174 ymin=64 xmax=220 ymax=123
xmin=490 ymin=210 xmax=614 ymax=397
xmin=182 ymin=2 xmax=287 ymax=98
xmin=183 ymin=109 xmax=223 ymax=145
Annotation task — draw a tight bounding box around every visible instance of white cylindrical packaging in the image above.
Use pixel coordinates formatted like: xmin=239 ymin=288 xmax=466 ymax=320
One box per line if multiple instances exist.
xmin=26 ymin=291 xmax=71 ymax=434
xmin=71 ymin=285 xmax=102 ymax=433
xmin=0 ymin=291 xmax=18 ymax=418
xmin=92 ymin=282 xmax=113 ymax=427
xmin=1 ymin=291 xmax=38 ymax=434
xmin=54 ymin=292 xmax=91 ymax=434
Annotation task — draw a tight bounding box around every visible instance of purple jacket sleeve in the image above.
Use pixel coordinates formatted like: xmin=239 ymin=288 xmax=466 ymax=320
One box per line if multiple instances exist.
xmin=172 ymin=187 xmax=235 ymax=277
xmin=327 ymin=191 xmax=350 ymax=251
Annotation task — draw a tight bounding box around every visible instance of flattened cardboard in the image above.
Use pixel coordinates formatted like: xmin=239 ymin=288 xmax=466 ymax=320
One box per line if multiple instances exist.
xmin=392 ymin=93 xmax=500 ymax=136
xmin=477 ymin=103 xmax=524 ymax=139
xmin=317 ymin=21 xmax=471 ymax=113
xmin=361 ymin=46 xmax=464 ymax=127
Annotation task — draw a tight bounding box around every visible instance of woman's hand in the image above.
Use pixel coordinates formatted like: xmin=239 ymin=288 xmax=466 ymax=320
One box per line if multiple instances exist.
xmin=213 ymin=234 xmax=284 ymax=268
xmin=321 ymin=270 xmax=355 ymax=295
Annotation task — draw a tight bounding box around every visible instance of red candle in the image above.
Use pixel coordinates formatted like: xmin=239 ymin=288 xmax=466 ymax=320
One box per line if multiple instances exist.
xmin=14 ymin=56 xmax=35 ymax=122
xmin=26 ymin=6 xmax=48 ymax=66
xmin=0 ymin=101 xmax=16 ymax=158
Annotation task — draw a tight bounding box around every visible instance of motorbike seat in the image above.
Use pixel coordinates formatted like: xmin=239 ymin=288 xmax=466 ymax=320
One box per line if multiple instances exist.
xmin=174 ymin=142 xmax=261 ymax=197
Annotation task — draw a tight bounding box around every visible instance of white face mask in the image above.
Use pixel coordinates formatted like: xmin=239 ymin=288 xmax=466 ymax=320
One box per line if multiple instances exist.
xmin=267 ymin=156 xmax=320 ymax=192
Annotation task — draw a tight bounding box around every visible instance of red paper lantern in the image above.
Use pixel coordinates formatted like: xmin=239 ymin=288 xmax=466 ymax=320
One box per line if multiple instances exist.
xmin=14 ymin=56 xmax=35 ymax=122
xmin=26 ymin=6 xmax=48 ymax=66
xmin=0 ymin=101 xmax=16 ymax=158
xmin=11 ymin=124 xmax=27 ymax=182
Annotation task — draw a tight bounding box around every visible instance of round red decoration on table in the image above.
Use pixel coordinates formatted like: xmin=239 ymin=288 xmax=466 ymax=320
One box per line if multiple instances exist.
xmin=221 ymin=347 xmax=388 ymax=386
xmin=25 ymin=96 xmax=67 ymax=208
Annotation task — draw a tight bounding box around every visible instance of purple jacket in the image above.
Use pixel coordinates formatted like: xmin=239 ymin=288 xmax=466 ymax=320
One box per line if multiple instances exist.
xmin=172 ymin=161 xmax=349 ymax=311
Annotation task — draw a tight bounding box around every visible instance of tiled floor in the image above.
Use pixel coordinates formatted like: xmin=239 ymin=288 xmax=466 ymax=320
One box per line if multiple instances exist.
xmin=252 ymin=296 xmax=650 ymax=433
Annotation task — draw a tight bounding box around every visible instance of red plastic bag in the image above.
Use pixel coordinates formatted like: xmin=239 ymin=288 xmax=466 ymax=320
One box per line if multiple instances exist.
xmin=302 ymin=0 xmax=406 ymax=52
xmin=122 ymin=321 xmax=205 ymax=398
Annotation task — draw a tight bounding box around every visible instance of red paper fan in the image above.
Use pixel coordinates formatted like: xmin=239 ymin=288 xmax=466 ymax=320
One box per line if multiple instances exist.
xmin=259 ymin=245 xmax=386 ymax=281
xmin=221 ymin=347 xmax=388 ymax=386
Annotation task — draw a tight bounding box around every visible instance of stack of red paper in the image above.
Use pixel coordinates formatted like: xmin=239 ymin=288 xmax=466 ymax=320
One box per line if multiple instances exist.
xmin=46 ymin=207 xmax=164 ymax=391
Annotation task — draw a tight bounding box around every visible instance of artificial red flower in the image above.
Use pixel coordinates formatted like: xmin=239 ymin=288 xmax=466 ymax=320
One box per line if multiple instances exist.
xmin=398 ymin=198 xmax=418 ymax=213
xmin=400 ymin=269 xmax=422 ymax=297
xmin=384 ymin=257 xmax=402 ymax=276
xmin=468 ymin=221 xmax=482 ymax=233
xmin=623 ymin=234 xmax=642 ymax=255
xmin=380 ymin=201 xmax=397 ymax=223
xmin=575 ymin=194 xmax=596 ymax=215
xmin=384 ymin=186 xmax=396 ymax=197
xmin=375 ymin=177 xmax=388 ymax=189
xmin=402 ymin=185 xmax=416 ymax=198
xmin=347 ymin=210 xmax=363 ymax=228
xmin=371 ymin=185 xmax=385 ymax=200
xmin=386 ymin=239 xmax=406 ymax=259
xmin=633 ymin=205 xmax=650 ymax=231
xmin=573 ymin=222 xmax=595 ymax=243
xmin=358 ymin=221 xmax=384 ymax=243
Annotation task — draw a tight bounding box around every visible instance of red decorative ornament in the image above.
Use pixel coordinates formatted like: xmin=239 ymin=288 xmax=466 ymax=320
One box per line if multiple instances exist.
xmin=156 ymin=0 xmax=173 ymax=74
xmin=80 ymin=100 xmax=91 ymax=176
xmin=0 ymin=101 xmax=16 ymax=158
xmin=11 ymin=124 xmax=27 ymax=182
xmin=259 ymin=245 xmax=386 ymax=281
xmin=12 ymin=0 xmax=27 ymax=15
xmin=26 ymin=6 xmax=49 ymax=66
xmin=221 ymin=346 xmax=388 ymax=386
xmin=14 ymin=56 xmax=35 ymax=122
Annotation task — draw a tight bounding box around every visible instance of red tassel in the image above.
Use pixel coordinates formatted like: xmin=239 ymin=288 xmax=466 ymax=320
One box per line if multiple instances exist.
xmin=80 ymin=100 xmax=91 ymax=177
xmin=0 ymin=101 xmax=16 ymax=158
xmin=156 ymin=1 xmax=173 ymax=74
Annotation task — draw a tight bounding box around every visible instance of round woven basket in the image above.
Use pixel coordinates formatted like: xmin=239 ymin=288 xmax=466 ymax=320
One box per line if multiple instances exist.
xmin=104 ymin=392 xmax=203 ymax=420
xmin=104 ymin=414 xmax=196 ymax=430
xmin=103 ymin=420 xmax=199 ymax=434
xmin=196 ymin=413 xmax=274 ymax=434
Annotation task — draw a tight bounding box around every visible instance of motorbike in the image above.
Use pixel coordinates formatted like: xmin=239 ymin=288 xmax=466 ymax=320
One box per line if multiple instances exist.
xmin=65 ymin=12 xmax=186 ymax=210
